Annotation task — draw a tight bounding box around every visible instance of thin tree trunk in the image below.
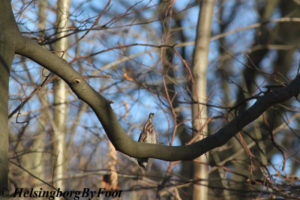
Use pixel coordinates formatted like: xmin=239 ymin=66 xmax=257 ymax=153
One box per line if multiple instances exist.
xmin=192 ymin=1 xmax=215 ymax=200
xmin=53 ymin=0 xmax=70 ymax=190
xmin=27 ymin=0 xmax=49 ymax=187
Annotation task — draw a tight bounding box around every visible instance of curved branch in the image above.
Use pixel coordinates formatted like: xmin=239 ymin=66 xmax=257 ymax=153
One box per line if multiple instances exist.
xmin=14 ymin=37 xmax=300 ymax=161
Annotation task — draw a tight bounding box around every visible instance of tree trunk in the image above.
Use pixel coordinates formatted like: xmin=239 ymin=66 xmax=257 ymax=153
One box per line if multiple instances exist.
xmin=192 ymin=1 xmax=215 ymax=200
xmin=53 ymin=0 xmax=70 ymax=190
xmin=0 ymin=0 xmax=22 ymax=196
xmin=27 ymin=0 xmax=49 ymax=187
xmin=0 ymin=29 xmax=13 ymax=198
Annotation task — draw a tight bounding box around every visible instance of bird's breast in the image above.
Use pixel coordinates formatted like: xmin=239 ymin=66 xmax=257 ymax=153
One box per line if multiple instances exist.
xmin=144 ymin=132 xmax=157 ymax=144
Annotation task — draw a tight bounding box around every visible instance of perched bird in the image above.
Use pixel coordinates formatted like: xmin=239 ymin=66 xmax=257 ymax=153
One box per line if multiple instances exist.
xmin=137 ymin=113 xmax=158 ymax=169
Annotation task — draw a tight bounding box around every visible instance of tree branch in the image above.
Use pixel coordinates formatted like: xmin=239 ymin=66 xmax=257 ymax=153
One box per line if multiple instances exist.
xmin=14 ymin=36 xmax=300 ymax=161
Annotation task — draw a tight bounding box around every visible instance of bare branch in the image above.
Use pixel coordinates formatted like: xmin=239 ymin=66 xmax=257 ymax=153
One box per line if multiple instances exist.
xmin=15 ymin=36 xmax=300 ymax=161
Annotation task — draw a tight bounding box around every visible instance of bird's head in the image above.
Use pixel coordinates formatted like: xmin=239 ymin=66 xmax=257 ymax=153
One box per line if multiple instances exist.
xmin=149 ymin=113 xmax=154 ymax=119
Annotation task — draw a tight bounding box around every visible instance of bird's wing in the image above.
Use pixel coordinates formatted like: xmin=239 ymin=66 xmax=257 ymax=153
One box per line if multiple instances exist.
xmin=138 ymin=128 xmax=147 ymax=142
xmin=154 ymin=129 xmax=158 ymax=143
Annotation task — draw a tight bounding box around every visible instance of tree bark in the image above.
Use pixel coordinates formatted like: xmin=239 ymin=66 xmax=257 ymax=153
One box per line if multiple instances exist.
xmin=192 ymin=1 xmax=215 ymax=199
xmin=0 ymin=26 xmax=13 ymax=198
xmin=0 ymin=0 xmax=23 ymax=196
xmin=28 ymin=0 xmax=49 ymax=188
xmin=53 ymin=0 xmax=70 ymax=190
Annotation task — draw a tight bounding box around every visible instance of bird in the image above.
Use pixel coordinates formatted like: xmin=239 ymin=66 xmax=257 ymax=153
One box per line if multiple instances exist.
xmin=137 ymin=112 xmax=158 ymax=169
